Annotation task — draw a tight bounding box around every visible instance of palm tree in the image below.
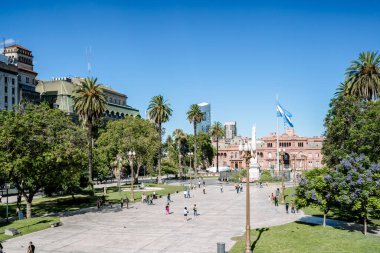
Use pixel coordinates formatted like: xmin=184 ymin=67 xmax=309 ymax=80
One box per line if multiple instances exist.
xmin=186 ymin=104 xmax=204 ymax=172
xmin=337 ymin=51 xmax=380 ymax=100
xmin=147 ymin=95 xmax=173 ymax=183
xmin=210 ymin=122 xmax=225 ymax=173
xmin=173 ymin=129 xmax=186 ymax=176
xmin=72 ymin=77 xmax=106 ymax=187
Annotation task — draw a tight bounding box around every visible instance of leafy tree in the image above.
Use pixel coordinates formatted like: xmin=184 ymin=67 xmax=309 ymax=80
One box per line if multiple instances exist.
xmin=187 ymin=132 xmax=214 ymax=169
xmin=186 ymin=104 xmax=204 ymax=171
xmin=210 ymin=121 xmax=225 ymax=172
xmin=332 ymin=155 xmax=380 ymax=235
xmin=296 ymin=168 xmax=337 ymax=227
xmin=322 ymin=96 xmax=380 ymax=167
xmin=173 ymin=129 xmax=186 ymax=176
xmin=336 ymin=52 xmax=380 ymax=100
xmin=95 ymin=117 xmax=159 ymax=184
xmin=72 ymin=77 xmax=106 ymax=187
xmin=0 ymin=104 xmax=86 ymax=218
xmin=147 ymin=95 xmax=173 ymax=183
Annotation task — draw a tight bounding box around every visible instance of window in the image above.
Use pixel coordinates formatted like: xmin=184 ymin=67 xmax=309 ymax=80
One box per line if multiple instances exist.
xmin=12 ymin=97 xmax=15 ymax=104
xmin=4 ymin=96 xmax=8 ymax=103
xmin=26 ymin=77 xmax=30 ymax=83
xmin=298 ymin=142 xmax=304 ymax=147
xmin=268 ymin=152 xmax=272 ymax=159
xmin=267 ymin=143 xmax=273 ymax=148
xmin=12 ymin=87 xmax=15 ymax=95
xmin=315 ymin=153 xmax=319 ymax=158
xmin=12 ymin=78 xmax=15 ymax=85
xmin=5 ymin=86 xmax=7 ymax=93
xmin=18 ymin=76 xmax=21 ymax=82
xmin=4 ymin=77 xmax=8 ymax=83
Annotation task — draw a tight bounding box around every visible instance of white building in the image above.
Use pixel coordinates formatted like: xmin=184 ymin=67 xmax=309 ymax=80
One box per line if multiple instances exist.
xmin=196 ymin=102 xmax=211 ymax=133
xmin=224 ymin=121 xmax=237 ymax=139
xmin=0 ymin=54 xmax=19 ymax=110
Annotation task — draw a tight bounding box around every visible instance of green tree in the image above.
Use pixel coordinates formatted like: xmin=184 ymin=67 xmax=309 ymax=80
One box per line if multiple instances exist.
xmin=0 ymin=104 xmax=86 ymax=218
xmin=173 ymin=129 xmax=186 ymax=176
xmin=210 ymin=121 xmax=225 ymax=172
xmin=186 ymin=104 xmax=204 ymax=171
xmin=296 ymin=168 xmax=337 ymax=227
xmin=72 ymin=77 xmax=106 ymax=187
xmin=187 ymin=132 xmax=215 ymax=169
xmin=147 ymin=95 xmax=173 ymax=183
xmin=322 ymin=96 xmax=380 ymax=167
xmin=96 ymin=117 xmax=159 ymax=184
xmin=336 ymin=52 xmax=380 ymax=100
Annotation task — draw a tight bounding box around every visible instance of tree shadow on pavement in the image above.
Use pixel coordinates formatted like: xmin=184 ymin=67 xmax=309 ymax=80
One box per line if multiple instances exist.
xmin=251 ymin=227 xmax=269 ymax=251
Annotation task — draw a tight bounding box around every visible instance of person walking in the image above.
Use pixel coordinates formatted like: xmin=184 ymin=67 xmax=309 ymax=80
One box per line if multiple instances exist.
xmin=27 ymin=241 xmax=35 ymax=253
xmin=184 ymin=207 xmax=189 ymax=222
xmin=240 ymin=183 xmax=243 ymax=192
xmin=165 ymin=203 xmax=170 ymax=215
xmin=187 ymin=189 xmax=191 ymax=198
xmin=0 ymin=242 xmax=3 ymax=253
xmin=274 ymin=196 xmax=279 ymax=207
xmin=235 ymin=184 xmax=239 ymax=194
xmin=202 ymin=186 xmax=206 ymax=194
xmin=141 ymin=193 xmax=146 ymax=204
xmin=146 ymin=195 xmax=150 ymax=205
xmin=167 ymin=193 xmax=171 ymax=202
xmin=220 ymin=184 xmax=223 ymax=193
xmin=193 ymin=204 xmax=198 ymax=217
xmin=291 ymin=201 xmax=295 ymax=214
xmin=285 ymin=202 xmax=289 ymax=214
xmin=198 ymin=180 xmax=201 ymax=188
xmin=184 ymin=190 xmax=187 ymax=199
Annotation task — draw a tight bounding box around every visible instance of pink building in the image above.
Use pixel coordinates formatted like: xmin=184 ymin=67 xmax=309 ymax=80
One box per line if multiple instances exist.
xmin=212 ymin=128 xmax=324 ymax=171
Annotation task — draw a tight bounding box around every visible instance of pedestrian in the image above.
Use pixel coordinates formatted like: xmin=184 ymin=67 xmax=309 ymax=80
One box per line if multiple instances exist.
xmin=291 ymin=201 xmax=295 ymax=214
xmin=167 ymin=193 xmax=171 ymax=202
xmin=274 ymin=196 xmax=279 ymax=207
xmin=235 ymin=184 xmax=239 ymax=194
xmin=120 ymin=198 xmax=124 ymax=208
xmin=125 ymin=197 xmax=130 ymax=209
xmin=141 ymin=193 xmax=145 ymax=204
xmin=240 ymin=183 xmax=243 ymax=192
xmin=165 ymin=203 xmax=170 ymax=215
xmin=198 ymin=180 xmax=201 ymax=188
xmin=150 ymin=194 xmax=154 ymax=205
xmin=146 ymin=195 xmax=150 ymax=205
xmin=203 ymin=180 xmax=205 ymax=186
xmin=193 ymin=204 xmax=198 ymax=217
xmin=276 ymin=188 xmax=280 ymax=197
xmin=203 ymin=186 xmax=206 ymax=194
xmin=184 ymin=207 xmax=189 ymax=222
xmin=27 ymin=241 xmax=35 ymax=253
xmin=184 ymin=190 xmax=187 ymax=198
xmin=285 ymin=202 xmax=289 ymax=214
xmin=187 ymin=189 xmax=191 ymax=198
xmin=0 ymin=242 xmax=3 ymax=253
xmin=271 ymin=193 xmax=274 ymax=202
xmin=220 ymin=184 xmax=223 ymax=193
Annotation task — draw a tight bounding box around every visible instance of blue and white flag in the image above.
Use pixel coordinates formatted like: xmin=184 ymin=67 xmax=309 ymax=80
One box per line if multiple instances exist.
xmin=276 ymin=103 xmax=294 ymax=128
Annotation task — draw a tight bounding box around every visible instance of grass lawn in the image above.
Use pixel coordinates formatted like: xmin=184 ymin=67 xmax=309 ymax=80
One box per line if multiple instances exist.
xmin=0 ymin=183 xmax=185 ymax=218
xmin=229 ymin=222 xmax=380 ymax=253
xmin=0 ymin=216 xmax=60 ymax=241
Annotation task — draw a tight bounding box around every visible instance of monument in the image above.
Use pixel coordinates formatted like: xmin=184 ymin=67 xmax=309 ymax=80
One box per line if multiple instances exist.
xmin=249 ymin=125 xmax=261 ymax=181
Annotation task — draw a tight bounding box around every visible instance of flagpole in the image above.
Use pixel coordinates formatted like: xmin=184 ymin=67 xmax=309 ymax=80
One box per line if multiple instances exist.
xmin=277 ymin=113 xmax=279 ymax=172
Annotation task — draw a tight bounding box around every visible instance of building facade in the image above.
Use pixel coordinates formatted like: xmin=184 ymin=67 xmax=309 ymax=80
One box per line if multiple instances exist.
xmin=212 ymin=128 xmax=324 ymax=171
xmin=0 ymin=54 xmax=19 ymax=110
xmin=36 ymin=77 xmax=140 ymax=118
xmin=224 ymin=121 xmax=237 ymax=140
xmin=196 ymin=102 xmax=211 ymax=133
xmin=3 ymin=45 xmax=39 ymax=103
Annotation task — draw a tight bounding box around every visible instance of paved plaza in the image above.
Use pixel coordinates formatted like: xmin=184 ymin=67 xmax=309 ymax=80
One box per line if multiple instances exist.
xmin=4 ymin=183 xmax=303 ymax=253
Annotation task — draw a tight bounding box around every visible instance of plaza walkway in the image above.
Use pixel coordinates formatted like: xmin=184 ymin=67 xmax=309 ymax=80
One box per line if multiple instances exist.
xmin=3 ymin=184 xmax=303 ymax=253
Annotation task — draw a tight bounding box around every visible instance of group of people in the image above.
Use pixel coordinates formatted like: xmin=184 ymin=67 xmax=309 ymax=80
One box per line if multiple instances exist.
xmin=183 ymin=204 xmax=198 ymax=221
xmin=235 ymin=183 xmax=243 ymax=193
xmin=141 ymin=192 xmax=158 ymax=205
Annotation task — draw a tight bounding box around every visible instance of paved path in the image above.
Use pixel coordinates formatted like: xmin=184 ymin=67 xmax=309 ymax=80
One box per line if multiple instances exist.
xmin=3 ymin=184 xmax=302 ymax=253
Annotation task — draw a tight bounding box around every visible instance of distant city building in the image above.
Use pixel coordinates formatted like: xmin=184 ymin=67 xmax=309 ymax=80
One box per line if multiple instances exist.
xmin=212 ymin=128 xmax=324 ymax=171
xmin=196 ymin=102 xmax=211 ymax=133
xmin=36 ymin=77 xmax=140 ymax=119
xmin=3 ymin=44 xmax=40 ymax=103
xmin=0 ymin=54 xmax=19 ymax=110
xmin=224 ymin=121 xmax=237 ymax=139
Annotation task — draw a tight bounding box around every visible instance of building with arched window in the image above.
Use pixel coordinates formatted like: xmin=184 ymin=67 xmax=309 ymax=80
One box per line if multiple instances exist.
xmin=36 ymin=77 xmax=140 ymax=119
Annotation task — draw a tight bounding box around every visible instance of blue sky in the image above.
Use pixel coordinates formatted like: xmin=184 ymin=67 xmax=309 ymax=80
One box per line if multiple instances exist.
xmin=1 ymin=0 xmax=379 ymax=138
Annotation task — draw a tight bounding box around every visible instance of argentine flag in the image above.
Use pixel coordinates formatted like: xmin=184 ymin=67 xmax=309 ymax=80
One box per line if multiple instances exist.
xmin=276 ymin=103 xmax=294 ymax=128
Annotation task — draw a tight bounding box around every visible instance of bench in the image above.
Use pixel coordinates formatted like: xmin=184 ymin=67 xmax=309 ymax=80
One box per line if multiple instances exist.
xmin=50 ymin=221 xmax=62 ymax=228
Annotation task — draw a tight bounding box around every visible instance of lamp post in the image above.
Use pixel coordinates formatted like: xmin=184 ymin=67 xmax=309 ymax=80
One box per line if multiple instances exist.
xmin=188 ymin=152 xmax=193 ymax=189
xmin=128 ymin=150 xmax=136 ymax=201
xmin=291 ymin=152 xmax=297 ymax=189
xmin=116 ymin=154 xmax=122 ymax=200
xmin=239 ymin=141 xmax=253 ymax=253
xmin=279 ymin=148 xmax=285 ymax=203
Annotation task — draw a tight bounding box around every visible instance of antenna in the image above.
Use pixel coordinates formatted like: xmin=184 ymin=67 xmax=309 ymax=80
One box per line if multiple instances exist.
xmin=85 ymin=46 xmax=92 ymax=76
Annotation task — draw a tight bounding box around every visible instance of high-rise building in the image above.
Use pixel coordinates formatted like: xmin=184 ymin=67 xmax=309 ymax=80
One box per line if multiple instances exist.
xmin=4 ymin=45 xmax=40 ymax=103
xmin=196 ymin=102 xmax=211 ymax=133
xmin=224 ymin=121 xmax=237 ymax=139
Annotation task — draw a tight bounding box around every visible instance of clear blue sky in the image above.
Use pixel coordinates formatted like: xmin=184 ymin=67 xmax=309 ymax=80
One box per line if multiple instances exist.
xmin=1 ymin=0 xmax=379 ymax=138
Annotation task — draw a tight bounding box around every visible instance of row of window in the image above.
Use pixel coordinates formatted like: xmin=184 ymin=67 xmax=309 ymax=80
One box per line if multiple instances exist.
xmin=4 ymin=86 xmax=15 ymax=94
xmin=3 ymin=96 xmax=16 ymax=104
xmin=267 ymin=142 xmax=305 ymax=148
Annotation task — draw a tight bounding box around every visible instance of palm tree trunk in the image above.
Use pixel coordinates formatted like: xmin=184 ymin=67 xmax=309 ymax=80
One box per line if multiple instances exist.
xmin=194 ymin=123 xmax=197 ymax=174
xmin=216 ymin=137 xmax=219 ymax=173
xmin=157 ymin=123 xmax=162 ymax=183
xmin=364 ymin=217 xmax=367 ymax=235
xmin=178 ymin=143 xmax=181 ymax=177
xmin=323 ymin=212 xmax=326 ymax=227
xmin=88 ymin=121 xmax=93 ymax=189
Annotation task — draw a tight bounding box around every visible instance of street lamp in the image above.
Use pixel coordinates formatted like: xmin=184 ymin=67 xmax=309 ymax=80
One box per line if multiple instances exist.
xmin=291 ymin=152 xmax=297 ymax=189
xmin=187 ymin=152 xmax=193 ymax=188
xmin=279 ymin=148 xmax=286 ymax=203
xmin=239 ymin=141 xmax=253 ymax=253
xmin=128 ymin=150 xmax=136 ymax=201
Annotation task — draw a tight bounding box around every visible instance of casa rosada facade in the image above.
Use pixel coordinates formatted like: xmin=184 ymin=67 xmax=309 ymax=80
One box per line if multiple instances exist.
xmin=212 ymin=128 xmax=324 ymax=171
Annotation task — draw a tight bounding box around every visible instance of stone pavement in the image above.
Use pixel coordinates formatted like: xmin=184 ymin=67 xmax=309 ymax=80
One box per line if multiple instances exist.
xmin=3 ymin=184 xmax=303 ymax=253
